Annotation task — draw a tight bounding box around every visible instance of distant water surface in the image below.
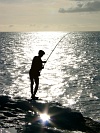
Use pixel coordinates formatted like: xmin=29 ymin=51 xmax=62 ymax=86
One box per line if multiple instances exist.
xmin=0 ymin=32 xmax=100 ymax=122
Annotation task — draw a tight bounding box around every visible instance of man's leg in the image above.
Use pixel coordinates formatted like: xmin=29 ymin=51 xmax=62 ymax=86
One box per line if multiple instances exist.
xmin=30 ymin=78 xmax=34 ymax=98
xmin=33 ymin=77 xmax=39 ymax=97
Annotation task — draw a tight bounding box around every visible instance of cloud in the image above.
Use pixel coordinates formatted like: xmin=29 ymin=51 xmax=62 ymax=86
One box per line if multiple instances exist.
xmin=0 ymin=0 xmax=40 ymax=4
xmin=9 ymin=25 xmax=14 ymax=27
xmin=0 ymin=0 xmax=48 ymax=3
xmin=59 ymin=1 xmax=100 ymax=13
xmin=0 ymin=0 xmax=32 ymax=2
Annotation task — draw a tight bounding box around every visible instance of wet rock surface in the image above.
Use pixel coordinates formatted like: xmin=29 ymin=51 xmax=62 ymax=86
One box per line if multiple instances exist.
xmin=0 ymin=95 xmax=100 ymax=133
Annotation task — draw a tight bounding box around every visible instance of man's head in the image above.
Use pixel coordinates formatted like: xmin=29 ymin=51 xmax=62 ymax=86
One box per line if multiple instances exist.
xmin=38 ymin=50 xmax=45 ymax=57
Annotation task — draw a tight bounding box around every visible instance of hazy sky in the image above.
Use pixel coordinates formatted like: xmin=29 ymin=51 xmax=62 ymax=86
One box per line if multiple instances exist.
xmin=0 ymin=0 xmax=100 ymax=31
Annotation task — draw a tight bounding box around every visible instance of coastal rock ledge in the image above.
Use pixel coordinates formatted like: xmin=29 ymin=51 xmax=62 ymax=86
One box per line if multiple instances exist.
xmin=0 ymin=95 xmax=100 ymax=133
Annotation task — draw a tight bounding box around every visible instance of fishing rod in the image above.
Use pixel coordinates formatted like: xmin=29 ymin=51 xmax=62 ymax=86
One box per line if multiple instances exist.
xmin=45 ymin=33 xmax=67 ymax=65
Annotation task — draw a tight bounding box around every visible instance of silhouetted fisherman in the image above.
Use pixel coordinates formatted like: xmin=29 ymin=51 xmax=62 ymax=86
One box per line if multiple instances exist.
xmin=29 ymin=50 xmax=46 ymax=99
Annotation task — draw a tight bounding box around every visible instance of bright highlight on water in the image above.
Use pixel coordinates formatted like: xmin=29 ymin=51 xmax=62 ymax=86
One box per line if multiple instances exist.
xmin=0 ymin=32 xmax=100 ymax=133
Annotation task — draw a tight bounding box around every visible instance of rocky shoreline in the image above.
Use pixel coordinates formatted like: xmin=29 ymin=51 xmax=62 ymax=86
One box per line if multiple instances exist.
xmin=0 ymin=95 xmax=100 ymax=133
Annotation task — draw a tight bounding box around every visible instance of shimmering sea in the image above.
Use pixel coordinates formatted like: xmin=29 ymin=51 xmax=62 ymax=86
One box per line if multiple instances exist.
xmin=0 ymin=32 xmax=100 ymax=133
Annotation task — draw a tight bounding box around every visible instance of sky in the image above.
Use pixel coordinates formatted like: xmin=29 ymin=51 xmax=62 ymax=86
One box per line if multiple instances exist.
xmin=0 ymin=0 xmax=100 ymax=31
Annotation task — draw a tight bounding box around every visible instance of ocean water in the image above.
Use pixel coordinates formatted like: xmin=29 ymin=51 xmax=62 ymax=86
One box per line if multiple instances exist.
xmin=0 ymin=32 xmax=100 ymax=132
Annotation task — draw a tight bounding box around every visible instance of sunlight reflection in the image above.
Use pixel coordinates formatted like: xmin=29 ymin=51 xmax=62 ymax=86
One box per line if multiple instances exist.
xmin=1 ymin=32 xmax=99 ymax=123
xmin=40 ymin=113 xmax=50 ymax=122
xmin=7 ymin=32 xmax=81 ymax=103
xmin=67 ymin=98 xmax=76 ymax=105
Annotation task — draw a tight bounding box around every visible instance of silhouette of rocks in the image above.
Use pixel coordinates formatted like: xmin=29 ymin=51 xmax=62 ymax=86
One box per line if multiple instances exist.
xmin=0 ymin=95 xmax=100 ymax=133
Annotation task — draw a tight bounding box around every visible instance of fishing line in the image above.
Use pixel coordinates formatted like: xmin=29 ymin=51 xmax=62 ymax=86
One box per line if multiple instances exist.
xmin=44 ymin=33 xmax=67 ymax=66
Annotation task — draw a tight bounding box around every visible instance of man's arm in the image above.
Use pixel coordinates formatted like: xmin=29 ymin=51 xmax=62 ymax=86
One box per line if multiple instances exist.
xmin=42 ymin=61 xmax=46 ymax=63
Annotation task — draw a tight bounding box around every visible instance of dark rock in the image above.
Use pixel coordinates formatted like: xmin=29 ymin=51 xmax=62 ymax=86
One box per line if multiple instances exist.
xmin=0 ymin=95 xmax=100 ymax=133
xmin=84 ymin=117 xmax=100 ymax=133
xmin=0 ymin=95 xmax=11 ymax=106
